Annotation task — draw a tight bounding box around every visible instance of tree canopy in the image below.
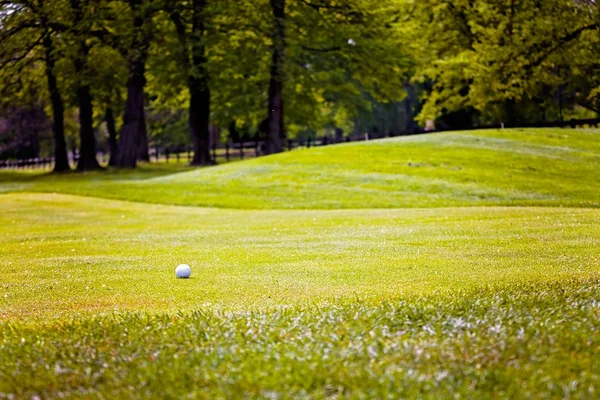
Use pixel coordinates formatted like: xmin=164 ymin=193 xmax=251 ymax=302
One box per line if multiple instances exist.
xmin=1 ymin=0 xmax=598 ymax=169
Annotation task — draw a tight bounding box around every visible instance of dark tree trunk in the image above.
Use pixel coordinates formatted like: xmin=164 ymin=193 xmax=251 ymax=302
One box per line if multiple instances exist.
xmin=265 ymin=0 xmax=286 ymax=155
xmin=76 ymin=82 xmax=100 ymax=171
xmin=116 ymin=59 xmax=148 ymax=168
xmin=70 ymin=0 xmax=100 ymax=171
xmin=170 ymin=0 xmax=212 ymax=165
xmin=106 ymin=108 xmax=118 ymax=166
xmin=42 ymin=30 xmax=70 ymax=172
xmin=188 ymin=0 xmax=212 ymax=165
xmin=115 ymin=0 xmax=150 ymax=168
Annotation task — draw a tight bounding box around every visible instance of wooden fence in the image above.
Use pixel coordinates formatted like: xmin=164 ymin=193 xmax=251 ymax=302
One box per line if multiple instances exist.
xmin=2 ymin=117 xmax=600 ymax=170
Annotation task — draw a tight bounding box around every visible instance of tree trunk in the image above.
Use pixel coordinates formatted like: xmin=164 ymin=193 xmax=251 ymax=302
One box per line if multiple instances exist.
xmin=188 ymin=0 xmax=212 ymax=165
xmin=265 ymin=0 xmax=286 ymax=155
xmin=70 ymin=0 xmax=100 ymax=172
xmin=116 ymin=60 xmax=148 ymax=168
xmin=115 ymin=0 xmax=150 ymax=168
xmin=106 ymin=108 xmax=118 ymax=166
xmin=42 ymin=30 xmax=70 ymax=172
xmin=76 ymin=82 xmax=100 ymax=171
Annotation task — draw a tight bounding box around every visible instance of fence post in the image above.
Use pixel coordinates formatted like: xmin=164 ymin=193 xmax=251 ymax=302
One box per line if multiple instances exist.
xmin=188 ymin=147 xmax=192 ymax=162
xmin=255 ymin=141 xmax=259 ymax=157
xmin=225 ymin=141 xmax=230 ymax=162
xmin=240 ymin=141 xmax=244 ymax=159
xmin=212 ymin=144 xmax=217 ymax=162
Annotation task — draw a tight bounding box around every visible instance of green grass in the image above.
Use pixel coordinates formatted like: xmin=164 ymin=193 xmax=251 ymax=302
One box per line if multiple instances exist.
xmin=2 ymin=280 xmax=599 ymax=398
xmin=1 ymin=128 xmax=599 ymax=398
xmin=1 ymin=193 xmax=599 ymax=320
xmin=1 ymin=128 xmax=599 ymax=209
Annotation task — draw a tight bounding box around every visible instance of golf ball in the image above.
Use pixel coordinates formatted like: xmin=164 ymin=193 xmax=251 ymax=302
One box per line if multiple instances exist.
xmin=175 ymin=264 xmax=191 ymax=279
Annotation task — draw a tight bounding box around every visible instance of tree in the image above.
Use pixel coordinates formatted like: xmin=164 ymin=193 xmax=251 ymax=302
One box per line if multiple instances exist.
xmin=0 ymin=0 xmax=71 ymax=171
xmin=88 ymin=47 xmax=127 ymax=167
xmin=113 ymin=0 xmax=155 ymax=168
xmin=212 ymin=0 xmax=408 ymax=151
xmin=167 ymin=0 xmax=213 ymax=166
xmin=41 ymin=22 xmax=70 ymax=171
xmin=67 ymin=0 xmax=102 ymax=171
xmin=408 ymin=0 xmax=600 ymax=126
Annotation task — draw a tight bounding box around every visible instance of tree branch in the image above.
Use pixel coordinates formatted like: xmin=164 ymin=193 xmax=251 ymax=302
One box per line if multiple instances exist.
xmin=298 ymin=44 xmax=341 ymax=52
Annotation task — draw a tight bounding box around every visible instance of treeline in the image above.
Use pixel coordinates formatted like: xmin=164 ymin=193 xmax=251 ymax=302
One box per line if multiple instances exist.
xmin=1 ymin=0 xmax=599 ymax=172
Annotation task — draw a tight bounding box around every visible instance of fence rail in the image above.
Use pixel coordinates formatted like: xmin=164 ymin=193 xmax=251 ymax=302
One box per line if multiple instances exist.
xmin=2 ymin=118 xmax=600 ymax=170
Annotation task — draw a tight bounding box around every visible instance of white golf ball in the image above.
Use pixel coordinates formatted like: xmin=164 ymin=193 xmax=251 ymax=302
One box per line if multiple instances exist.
xmin=175 ymin=264 xmax=191 ymax=279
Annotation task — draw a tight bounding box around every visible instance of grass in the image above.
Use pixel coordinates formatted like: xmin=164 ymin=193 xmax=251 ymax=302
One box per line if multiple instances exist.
xmin=1 ymin=128 xmax=599 ymax=398
xmin=2 ymin=280 xmax=599 ymax=398
xmin=1 ymin=193 xmax=599 ymax=320
xmin=0 ymin=128 xmax=598 ymax=209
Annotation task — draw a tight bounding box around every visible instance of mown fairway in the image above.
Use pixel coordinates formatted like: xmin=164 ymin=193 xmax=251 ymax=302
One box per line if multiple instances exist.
xmin=1 ymin=129 xmax=599 ymax=398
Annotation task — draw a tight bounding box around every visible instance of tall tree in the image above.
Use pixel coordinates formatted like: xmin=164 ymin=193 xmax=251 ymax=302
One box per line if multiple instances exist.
xmin=206 ymin=0 xmax=407 ymax=147
xmin=169 ymin=0 xmax=213 ymax=165
xmin=68 ymin=0 xmax=101 ymax=171
xmin=115 ymin=0 xmax=154 ymax=168
xmin=41 ymin=23 xmax=70 ymax=171
xmin=268 ymin=0 xmax=407 ymax=144
xmin=0 ymin=0 xmax=71 ymax=171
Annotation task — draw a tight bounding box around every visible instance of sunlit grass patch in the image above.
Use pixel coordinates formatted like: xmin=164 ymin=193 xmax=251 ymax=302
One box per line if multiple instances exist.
xmin=1 ymin=193 xmax=599 ymax=320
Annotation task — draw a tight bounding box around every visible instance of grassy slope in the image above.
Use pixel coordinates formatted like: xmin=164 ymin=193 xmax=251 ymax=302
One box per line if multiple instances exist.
xmin=0 ymin=128 xmax=599 ymax=209
xmin=1 ymin=128 xmax=600 ymax=397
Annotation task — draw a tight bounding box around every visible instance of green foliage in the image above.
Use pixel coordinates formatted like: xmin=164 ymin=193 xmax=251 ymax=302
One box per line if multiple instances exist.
xmin=144 ymin=0 xmax=410 ymax=141
xmin=4 ymin=0 xmax=600 ymax=149
xmin=408 ymin=0 xmax=600 ymax=125
xmin=281 ymin=0 xmax=409 ymax=135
